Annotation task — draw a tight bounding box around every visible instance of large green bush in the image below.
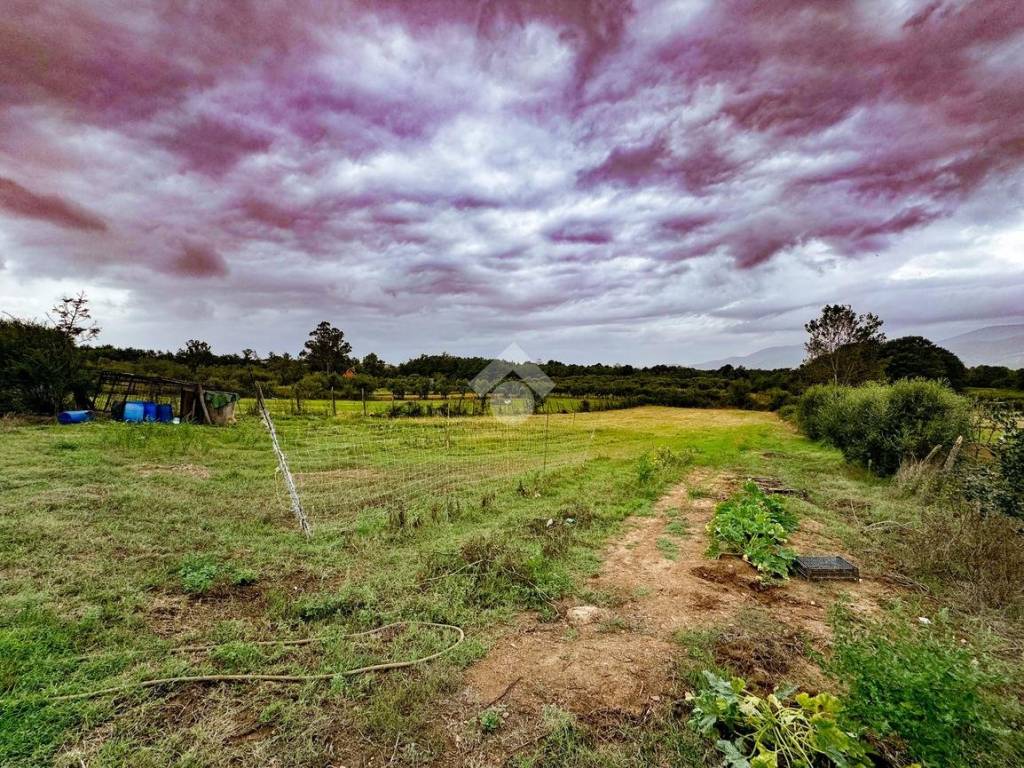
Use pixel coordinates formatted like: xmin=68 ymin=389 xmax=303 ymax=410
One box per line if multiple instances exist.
xmin=797 ymin=380 xmax=971 ymax=475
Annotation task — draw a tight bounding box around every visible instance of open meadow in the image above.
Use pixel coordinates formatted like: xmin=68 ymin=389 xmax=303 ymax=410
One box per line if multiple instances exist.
xmin=2 ymin=405 xmax=1022 ymax=767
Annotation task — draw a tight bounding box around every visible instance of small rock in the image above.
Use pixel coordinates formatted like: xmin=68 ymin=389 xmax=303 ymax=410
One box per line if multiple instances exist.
xmin=918 ymin=616 xmax=932 ymax=625
xmin=567 ymin=605 xmax=611 ymax=627
xmin=650 ymin=695 xmax=662 ymax=702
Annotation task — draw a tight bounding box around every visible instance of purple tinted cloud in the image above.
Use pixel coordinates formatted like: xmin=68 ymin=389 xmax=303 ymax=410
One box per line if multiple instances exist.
xmin=0 ymin=1 xmax=1022 ymax=361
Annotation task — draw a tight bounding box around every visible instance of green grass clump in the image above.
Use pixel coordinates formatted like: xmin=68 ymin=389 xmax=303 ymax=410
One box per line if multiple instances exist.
xmin=706 ymin=482 xmax=797 ymax=579
xmin=178 ymin=554 xmax=257 ymax=595
xmin=656 ymin=537 xmax=679 ymax=560
xmin=828 ymin=605 xmax=1024 ymax=768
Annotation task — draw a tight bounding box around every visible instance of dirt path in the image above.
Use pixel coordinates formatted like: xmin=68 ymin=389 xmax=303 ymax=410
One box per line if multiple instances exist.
xmin=443 ymin=469 xmax=892 ymax=764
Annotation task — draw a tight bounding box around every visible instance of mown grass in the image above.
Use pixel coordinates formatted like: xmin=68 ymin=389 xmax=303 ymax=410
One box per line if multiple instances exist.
xmin=2 ymin=406 xmax=1021 ymax=767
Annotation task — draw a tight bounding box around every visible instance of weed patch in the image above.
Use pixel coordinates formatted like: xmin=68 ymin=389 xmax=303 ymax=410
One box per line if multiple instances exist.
xmin=828 ymin=604 xmax=1024 ymax=768
xmin=178 ymin=555 xmax=257 ymax=596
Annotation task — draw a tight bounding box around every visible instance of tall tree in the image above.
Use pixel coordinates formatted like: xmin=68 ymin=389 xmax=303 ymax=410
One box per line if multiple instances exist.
xmin=301 ymin=321 xmax=353 ymax=374
xmin=360 ymin=352 xmax=386 ymax=377
xmin=804 ymin=304 xmax=886 ymax=385
xmin=177 ymin=339 xmax=214 ymax=373
xmin=49 ymin=292 xmax=100 ymax=342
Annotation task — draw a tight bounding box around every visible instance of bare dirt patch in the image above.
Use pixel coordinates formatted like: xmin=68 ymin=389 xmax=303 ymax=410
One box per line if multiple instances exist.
xmin=445 ymin=468 xmax=895 ymax=765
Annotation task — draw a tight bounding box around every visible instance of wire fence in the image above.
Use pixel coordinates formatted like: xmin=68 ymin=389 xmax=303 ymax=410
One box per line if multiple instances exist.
xmin=265 ymin=406 xmax=643 ymax=531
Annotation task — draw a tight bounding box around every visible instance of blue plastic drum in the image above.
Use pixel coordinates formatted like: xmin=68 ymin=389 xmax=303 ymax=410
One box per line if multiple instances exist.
xmin=143 ymin=401 xmax=157 ymax=421
xmin=58 ymin=410 xmax=91 ymax=424
xmin=123 ymin=401 xmax=145 ymax=423
xmin=157 ymin=403 xmax=173 ymax=423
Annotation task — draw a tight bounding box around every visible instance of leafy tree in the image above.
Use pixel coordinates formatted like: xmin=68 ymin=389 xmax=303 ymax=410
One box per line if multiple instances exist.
xmin=176 ymin=339 xmax=214 ymax=373
xmin=804 ymin=304 xmax=886 ymax=385
xmin=360 ymin=352 xmax=386 ymax=376
xmin=0 ymin=318 xmax=83 ymax=414
xmin=300 ymin=321 xmax=353 ymax=374
xmin=241 ymin=348 xmax=259 ymax=363
xmin=882 ymin=336 xmax=967 ymax=390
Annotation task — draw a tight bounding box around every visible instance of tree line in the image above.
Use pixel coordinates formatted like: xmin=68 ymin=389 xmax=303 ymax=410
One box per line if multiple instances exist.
xmin=2 ymin=296 xmax=1022 ymax=416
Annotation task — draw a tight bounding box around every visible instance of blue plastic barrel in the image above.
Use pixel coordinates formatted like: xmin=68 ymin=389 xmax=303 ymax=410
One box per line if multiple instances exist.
xmin=143 ymin=401 xmax=157 ymax=421
xmin=58 ymin=410 xmax=91 ymax=425
xmin=123 ymin=401 xmax=145 ymax=423
xmin=157 ymin=403 xmax=173 ymax=423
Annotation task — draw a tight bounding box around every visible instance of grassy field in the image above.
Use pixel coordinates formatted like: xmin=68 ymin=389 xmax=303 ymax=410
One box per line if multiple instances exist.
xmin=1 ymin=406 xmax=1020 ymax=766
xmin=966 ymin=386 xmax=1024 ymax=407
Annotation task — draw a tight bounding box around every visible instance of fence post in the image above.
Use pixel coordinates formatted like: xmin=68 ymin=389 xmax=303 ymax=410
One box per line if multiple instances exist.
xmin=361 ymin=387 xmax=367 ymax=417
xmin=331 ymin=386 xmax=336 ymax=417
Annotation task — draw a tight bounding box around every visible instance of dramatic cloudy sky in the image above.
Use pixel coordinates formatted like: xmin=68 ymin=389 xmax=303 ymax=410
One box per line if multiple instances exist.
xmin=2 ymin=0 xmax=1023 ymax=364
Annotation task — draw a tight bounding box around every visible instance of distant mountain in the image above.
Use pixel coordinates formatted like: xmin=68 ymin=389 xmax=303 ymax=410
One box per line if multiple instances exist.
xmin=695 ymin=345 xmax=804 ymax=370
xmin=939 ymin=325 xmax=1024 ymax=368
xmin=693 ymin=325 xmax=1024 ymax=371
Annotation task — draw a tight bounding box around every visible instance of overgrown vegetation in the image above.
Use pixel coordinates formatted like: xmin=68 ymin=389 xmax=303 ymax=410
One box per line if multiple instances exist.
xmin=686 ymin=671 xmax=873 ymax=768
xmin=706 ymin=482 xmax=798 ymax=578
xmin=828 ymin=605 xmax=1024 ymax=768
xmin=798 ymin=380 xmax=972 ymax=475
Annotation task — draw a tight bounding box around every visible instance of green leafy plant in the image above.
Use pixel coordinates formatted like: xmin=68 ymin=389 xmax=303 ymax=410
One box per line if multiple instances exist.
xmin=828 ymin=606 xmax=1024 ymax=768
xmin=706 ymin=483 xmax=797 ymax=579
xmin=686 ymin=671 xmax=874 ymax=768
xmin=178 ymin=555 xmax=257 ymax=595
xmin=478 ymin=708 xmax=502 ymax=734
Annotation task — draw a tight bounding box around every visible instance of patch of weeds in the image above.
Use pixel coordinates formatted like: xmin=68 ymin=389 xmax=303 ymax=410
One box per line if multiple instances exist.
xmin=706 ymin=482 xmax=797 ymax=579
xmin=527 ymin=501 xmax=594 ymax=557
xmin=209 ymin=641 xmax=265 ymax=672
xmin=428 ymin=495 xmax=463 ymax=524
xmin=290 ymin=584 xmax=375 ymax=622
xmin=635 ymin=453 xmax=657 ymax=485
xmin=686 ymin=671 xmax=873 ymax=768
xmin=424 ymin=533 xmax=568 ymax=611
xmin=178 ymin=554 xmax=257 ymax=596
xmin=688 ymin=486 xmax=711 ymax=499
xmin=478 ymin=708 xmax=502 ymax=734
xmin=828 ymin=604 xmax=1024 ymax=768
xmin=656 ymin=537 xmax=679 ymax=560
xmin=665 ymin=519 xmax=690 ymax=537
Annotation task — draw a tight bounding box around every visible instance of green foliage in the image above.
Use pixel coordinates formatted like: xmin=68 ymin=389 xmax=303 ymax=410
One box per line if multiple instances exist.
xmin=882 ymin=336 xmax=967 ymax=390
xmin=478 ymin=708 xmax=502 ymax=733
xmin=828 ymin=606 xmax=1024 ymax=768
xmin=803 ymin=303 xmax=886 ymax=386
xmin=706 ymin=483 xmax=797 ymax=579
xmin=686 ymin=671 xmax=873 ymax=768
xmin=178 ymin=555 xmax=257 ymax=595
xmin=959 ymin=403 xmax=1024 ymax=518
xmin=798 ymin=380 xmax=972 ymax=475
xmin=0 ymin=317 xmax=88 ymax=414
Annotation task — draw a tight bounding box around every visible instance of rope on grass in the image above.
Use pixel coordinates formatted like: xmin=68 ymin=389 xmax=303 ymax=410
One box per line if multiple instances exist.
xmin=52 ymin=621 xmax=464 ymax=703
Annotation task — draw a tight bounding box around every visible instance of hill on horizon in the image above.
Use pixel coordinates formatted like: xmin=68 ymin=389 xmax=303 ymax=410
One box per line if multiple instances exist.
xmin=694 ymin=324 xmax=1024 ymax=370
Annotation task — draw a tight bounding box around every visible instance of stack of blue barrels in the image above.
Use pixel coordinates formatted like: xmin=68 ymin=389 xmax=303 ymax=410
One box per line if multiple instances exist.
xmin=59 ymin=401 xmax=175 ymax=424
xmin=123 ymin=401 xmax=174 ymax=423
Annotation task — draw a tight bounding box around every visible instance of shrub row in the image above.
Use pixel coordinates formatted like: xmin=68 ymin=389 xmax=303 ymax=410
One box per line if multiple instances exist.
xmin=797 ymin=380 xmax=971 ymax=475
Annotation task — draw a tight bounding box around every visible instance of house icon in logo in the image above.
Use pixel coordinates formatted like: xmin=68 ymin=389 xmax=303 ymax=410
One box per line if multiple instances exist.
xmin=470 ymin=343 xmax=554 ymax=422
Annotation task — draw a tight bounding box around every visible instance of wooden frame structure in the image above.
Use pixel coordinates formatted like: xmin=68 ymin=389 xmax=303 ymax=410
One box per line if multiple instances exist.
xmin=93 ymin=371 xmax=214 ymax=424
